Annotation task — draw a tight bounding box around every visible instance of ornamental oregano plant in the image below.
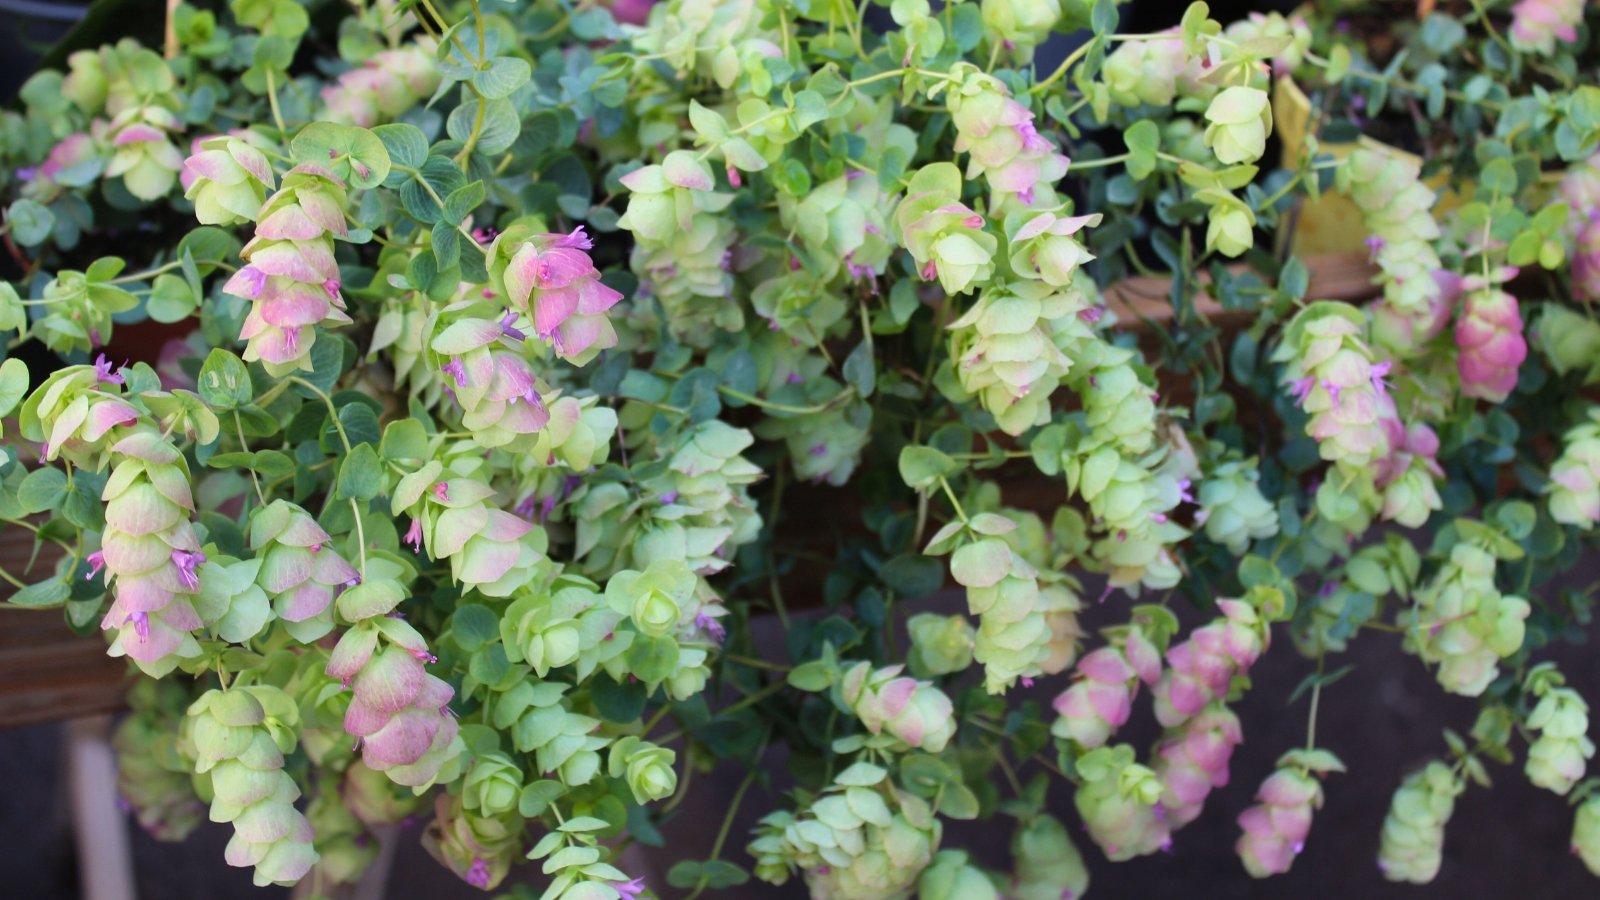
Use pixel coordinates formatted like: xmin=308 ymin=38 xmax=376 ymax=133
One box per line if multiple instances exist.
xmin=4 ymin=0 xmax=1600 ymax=896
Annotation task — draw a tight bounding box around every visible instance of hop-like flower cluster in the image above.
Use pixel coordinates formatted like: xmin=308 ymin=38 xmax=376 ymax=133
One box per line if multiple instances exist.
xmin=1549 ymin=407 xmax=1600 ymax=528
xmin=748 ymin=764 xmax=941 ymax=900
xmin=576 ymin=421 xmax=763 ymax=577
xmin=495 ymin=226 xmax=623 ymax=363
xmin=919 ymin=850 xmax=996 ymax=900
xmin=839 ymin=661 xmax=958 ymax=752
xmin=896 ymin=162 xmax=998 ymax=296
xmin=980 ymin=0 xmax=1061 ymax=63
xmin=1374 ymin=397 xmax=1444 ymax=528
xmin=1101 ymin=30 xmax=1203 ymax=108
xmin=1006 ymin=210 xmax=1101 ymax=288
xmin=1574 ymin=793 xmax=1600 ymax=877
xmin=947 ymin=280 xmax=1091 ymax=435
xmin=392 ymin=462 xmax=546 ymax=596
xmin=1080 ymin=345 xmax=1159 ymax=457
xmin=1008 ymin=813 xmax=1090 ymax=900
xmin=1152 ymin=599 xmax=1265 ymax=727
xmin=182 ymin=135 xmax=274 ymax=226
xmin=1204 ymin=87 xmax=1273 ymax=166
xmin=1405 ymin=541 xmax=1530 ymax=697
xmin=1074 ymin=744 xmax=1170 ymax=861
xmin=1070 ymin=440 xmax=1189 ymax=591
xmin=421 ymin=791 xmax=523 ymax=890
xmin=248 ymin=500 xmax=358 ymax=643
xmin=1236 ymin=751 xmax=1342 ymax=877
xmin=1051 ymin=628 xmax=1161 ymax=749
xmin=1560 ymin=154 xmax=1600 ymax=302
xmin=319 ymin=40 xmax=441 ymax=128
xmin=188 ymin=686 xmax=318 ymax=886
xmin=326 ymin=558 xmax=463 ymax=786
xmin=1339 ymin=150 xmax=1448 ymax=354
xmin=500 ymin=575 xmax=611 ymax=678
xmin=619 ymin=150 xmax=741 ymax=340
xmin=777 ymin=173 xmax=895 ymax=287
xmin=1508 ymin=0 xmax=1583 ymax=55
xmin=303 ymin=776 xmax=377 ymax=890
xmin=1523 ymin=665 xmax=1595 ymax=795
xmin=1456 ymin=282 xmax=1527 ymax=403
xmin=602 ymin=559 xmax=727 ymax=700
xmin=949 ymin=529 xmax=1053 ymax=694
xmin=1378 ymin=761 xmax=1462 ymax=884
xmin=223 ymin=164 xmax=352 ymax=375
xmin=1223 ymin=12 xmax=1312 ymax=73
xmin=755 ymin=398 xmax=872 ymax=487
xmin=906 ymin=614 xmax=977 ymax=677
xmin=1196 ymin=460 xmax=1279 ymax=554
xmin=944 ymin=68 xmax=1069 ymax=212
xmin=427 ymin=307 xmax=552 ymax=450
xmin=1276 ymin=303 xmax=1391 ymax=471
xmin=1152 ymin=703 xmax=1242 ymax=829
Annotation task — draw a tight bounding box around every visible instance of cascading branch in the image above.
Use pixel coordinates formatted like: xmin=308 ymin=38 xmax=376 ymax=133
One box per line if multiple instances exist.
xmin=2 ymin=0 xmax=1600 ymax=895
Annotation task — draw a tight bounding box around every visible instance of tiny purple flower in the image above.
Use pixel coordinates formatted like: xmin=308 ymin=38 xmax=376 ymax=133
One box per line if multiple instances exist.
xmin=93 ymin=354 xmax=125 ymax=385
xmin=694 ymin=610 xmax=726 ymax=643
xmin=615 ymin=876 xmax=647 ymax=900
xmin=132 ymin=611 xmax=150 ymax=641
xmin=1364 ymin=234 xmax=1385 ymax=263
xmin=466 ymin=858 xmax=490 ymax=889
xmin=1021 ymin=676 xmax=1035 ymax=688
xmin=433 ymin=482 xmax=450 ymax=503
xmin=86 ymin=550 xmax=105 ymax=580
xmin=786 ymin=372 xmax=803 ymax=384
xmin=660 ymin=490 xmax=680 ymax=504
xmin=1290 ymin=375 xmax=1315 ymax=407
xmin=404 ymin=518 xmax=423 ymax=553
xmin=1177 ymin=477 xmax=1195 ymax=504
xmin=171 ymin=549 xmax=205 ymax=590
xmin=1370 ymin=360 xmax=1393 ymax=397
xmin=323 ymin=279 xmax=342 ymax=302
xmin=809 ymin=443 xmax=829 ymax=457
xmin=1321 ymin=379 xmax=1342 ymax=406
xmin=440 ymin=358 xmax=467 ymax=388
xmin=498 ymin=310 xmax=526 ymax=342
xmin=236 ymin=266 xmax=267 ymax=298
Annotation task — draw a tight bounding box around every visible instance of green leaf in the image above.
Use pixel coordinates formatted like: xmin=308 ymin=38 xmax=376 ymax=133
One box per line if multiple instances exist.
xmin=450 ymin=603 xmax=498 ymax=651
xmin=1326 ymin=45 xmax=1351 ymax=84
xmin=10 ymin=577 xmax=70 ymax=608
xmin=687 ymin=100 xmax=729 ymax=143
xmin=18 ymin=468 xmax=68 ymax=514
xmin=7 ymin=199 xmax=54 ymax=247
xmin=842 ymin=340 xmax=875 ymax=398
xmin=472 ymin=56 xmax=531 ymax=100
xmin=0 ymin=358 xmax=30 ymax=419
xmin=787 ymin=660 xmax=834 ymax=692
xmin=1124 ymin=121 xmax=1160 ymax=181
xmin=290 ymin=122 xmax=391 ymax=190
xmin=879 ymin=554 xmax=944 ymax=598
xmin=589 ymin=672 xmax=648 ymax=722
xmin=373 ymin=123 xmax=428 ymax=170
xmin=146 ymin=273 xmax=198 ymax=323
xmin=1091 ymin=0 xmax=1118 ymax=35
xmin=197 ymin=349 xmax=253 ymax=411
xmin=336 ymin=444 xmax=382 ymax=501
xmin=443 ymin=181 xmax=486 ymax=223
xmin=337 ymin=402 xmax=381 ymax=448
xmin=897 ymin=446 xmax=958 ymax=490
xmin=519 ymin=780 xmax=566 ymax=817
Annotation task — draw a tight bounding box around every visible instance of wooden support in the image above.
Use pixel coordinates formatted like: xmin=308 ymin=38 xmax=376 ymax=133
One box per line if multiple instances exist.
xmin=66 ymin=715 xmax=137 ymax=900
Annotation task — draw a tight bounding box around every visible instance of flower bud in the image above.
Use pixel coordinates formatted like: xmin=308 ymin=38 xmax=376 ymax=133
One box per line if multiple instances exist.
xmin=1236 ymin=753 xmax=1340 ymax=877
xmin=183 ymin=136 xmax=274 ymax=226
xmin=1008 ymin=813 xmax=1089 ymax=900
xmin=462 ymin=752 xmax=523 ymax=818
xmin=1523 ymin=666 xmax=1595 ymax=795
xmin=1153 ymin=703 xmax=1242 ymax=829
xmin=1198 ymin=461 xmax=1279 ymax=554
xmin=1549 ymin=408 xmax=1600 ymax=528
xmin=1102 ymin=31 xmax=1200 ymax=108
xmin=1051 ymin=629 xmax=1161 ymax=749
xmin=608 ymin=736 xmax=679 ymax=805
xmin=497 ymin=227 xmax=623 ymax=363
xmin=1074 ymin=744 xmax=1170 ymax=861
xmin=906 ymin=613 xmax=976 ymax=677
xmin=1456 ymin=286 xmax=1527 ymax=403
xmin=920 ymin=848 xmax=997 ymax=900
xmin=1573 ymin=793 xmax=1600 ymax=877
xmin=1405 ymin=542 xmax=1530 ymax=697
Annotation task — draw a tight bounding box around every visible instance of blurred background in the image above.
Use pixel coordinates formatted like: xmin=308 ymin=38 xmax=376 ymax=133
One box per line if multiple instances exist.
xmin=3 ymin=1 xmax=1596 ymax=898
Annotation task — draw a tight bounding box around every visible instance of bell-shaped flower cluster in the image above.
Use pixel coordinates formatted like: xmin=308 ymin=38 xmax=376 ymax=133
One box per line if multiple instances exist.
xmin=1070 ymin=441 xmax=1189 ymax=592
xmin=980 ymin=0 xmax=1061 ymax=63
xmin=1196 ymin=460 xmax=1279 ymax=554
xmin=1275 ymin=303 xmax=1391 ymax=471
xmin=427 ymin=306 xmax=552 ymax=451
xmin=629 ymin=0 xmax=776 ymax=88
xmin=391 ymin=460 xmax=546 ymax=597
xmin=777 ymin=173 xmax=895 ymax=286
xmin=500 ymin=575 xmax=614 ymax=679
xmin=487 ymin=681 xmax=607 ymax=788
xmin=920 ymin=849 xmax=996 ymax=900
xmin=1006 ymin=210 xmax=1101 ymax=288
xmin=1081 ymin=346 xmax=1160 ymax=457
xmin=609 ymin=735 xmax=679 ymax=805
xmin=839 ymin=661 xmax=958 ymax=753
xmin=223 ymin=164 xmax=353 ymax=375
xmin=319 ymin=40 xmax=441 ymax=128
xmin=947 ymin=280 xmax=1087 ymax=435
xmin=1456 ymin=281 xmax=1527 ymax=403
xmin=303 ymin=776 xmax=377 ymax=890
xmin=1204 ymin=87 xmax=1272 ymax=166
xmin=949 ymin=528 xmax=1053 ymax=694
xmin=1404 ymin=541 xmax=1530 ymax=697
xmin=1549 ymin=407 xmax=1600 ymax=528
xmin=619 ymin=150 xmax=741 ymax=340
xmin=906 ymin=613 xmax=977 ymax=677
xmin=1235 ymin=750 xmax=1342 ymax=877
xmin=326 ymin=558 xmax=463 ymax=787
xmin=1153 ymin=599 xmax=1266 ymax=727
xmin=1101 ymin=30 xmax=1203 ymax=108
xmin=896 ymin=162 xmax=998 ymax=295
xmin=1153 ymin=703 xmax=1242 ymax=829
xmin=20 ymin=362 xmax=140 ymax=471
xmin=183 ymin=136 xmax=275 ymax=226
xmin=188 ymin=686 xmax=319 ymax=887
xmin=748 ymin=763 xmax=941 ymax=900
xmin=1223 ymin=12 xmax=1312 ymax=73
xmin=1508 ymin=0 xmax=1583 ymax=55
xmin=1373 ymin=396 xmax=1444 ymax=528
xmin=248 ymin=500 xmax=358 ymax=643
xmin=576 ymin=421 xmax=763 ymax=577
xmin=494 ymin=226 xmax=623 ymax=363
xmin=602 ymin=560 xmax=726 ymax=700
xmin=1560 ymin=154 xmax=1600 ymax=302
xmin=1377 ymin=760 xmax=1462 ymax=883
xmin=1008 ymin=813 xmax=1089 ymax=900
xmin=1051 ymin=627 xmax=1161 ymax=749
xmin=1339 ymin=150 xmax=1447 ymax=354
xmin=944 ymin=68 xmax=1069 ymax=212
xmin=421 ymin=791 xmax=523 ymax=891
xmin=1523 ymin=665 xmax=1595 ymax=795
xmin=1074 ymin=744 xmax=1170 ymax=861
xmin=754 ymin=397 xmax=872 ymax=487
